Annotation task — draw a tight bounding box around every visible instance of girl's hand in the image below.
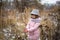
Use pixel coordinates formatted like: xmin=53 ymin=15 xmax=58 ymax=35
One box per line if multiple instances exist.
xmin=24 ymin=28 xmax=28 ymax=33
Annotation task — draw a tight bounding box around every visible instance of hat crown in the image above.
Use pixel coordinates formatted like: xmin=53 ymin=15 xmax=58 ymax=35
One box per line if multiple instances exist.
xmin=31 ymin=9 xmax=39 ymax=15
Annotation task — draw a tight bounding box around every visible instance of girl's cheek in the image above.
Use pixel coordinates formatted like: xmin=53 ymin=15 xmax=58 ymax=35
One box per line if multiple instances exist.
xmin=31 ymin=16 xmax=35 ymax=18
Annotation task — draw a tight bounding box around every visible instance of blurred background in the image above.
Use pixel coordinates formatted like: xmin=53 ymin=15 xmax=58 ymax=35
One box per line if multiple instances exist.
xmin=0 ymin=0 xmax=60 ymax=40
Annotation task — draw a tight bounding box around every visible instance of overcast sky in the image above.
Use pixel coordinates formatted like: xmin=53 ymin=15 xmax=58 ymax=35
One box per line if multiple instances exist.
xmin=40 ymin=0 xmax=60 ymax=5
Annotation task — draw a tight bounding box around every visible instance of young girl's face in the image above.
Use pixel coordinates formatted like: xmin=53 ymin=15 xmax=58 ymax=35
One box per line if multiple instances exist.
xmin=31 ymin=14 xmax=39 ymax=19
xmin=31 ymin=14 xmax=35 ymax=19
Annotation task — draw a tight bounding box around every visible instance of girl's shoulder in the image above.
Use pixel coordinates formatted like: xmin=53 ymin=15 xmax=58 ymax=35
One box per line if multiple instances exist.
xmin=38 ymin=17 xmax=42 ymax=21
xmin=36 ymin=17 xmax=42 ymax=23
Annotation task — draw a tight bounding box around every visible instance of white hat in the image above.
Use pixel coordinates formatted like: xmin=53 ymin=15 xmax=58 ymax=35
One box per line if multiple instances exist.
xmin=31 ymin=9 xmax=39 ymax=16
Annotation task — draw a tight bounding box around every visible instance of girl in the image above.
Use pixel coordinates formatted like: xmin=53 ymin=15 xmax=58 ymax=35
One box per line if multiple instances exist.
xmin=24 ymin=9 xmax=42 ymax=40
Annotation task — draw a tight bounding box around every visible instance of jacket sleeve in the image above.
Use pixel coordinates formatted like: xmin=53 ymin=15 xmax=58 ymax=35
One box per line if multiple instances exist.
xmin=27 ymin=18 xmax=42 ymax=32
xmin=27 ymin=23 xmax=40 ymax=32
xmin=26 ymin=19 xmax=31 ymax=30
